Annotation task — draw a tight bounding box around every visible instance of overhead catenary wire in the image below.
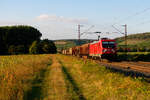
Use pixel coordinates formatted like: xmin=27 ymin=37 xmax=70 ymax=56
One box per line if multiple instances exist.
xmin=80 ymin=25 xmax=95 ymax=36
xmin=59 ymin=7 xmax=150 ymax=40
xmin=95 ymin=7 xmax=150 ymax=34
xmin=112 ymin=7 xmax=150 ymax=26
xmin=135 ymin=20 xmax=150 ymax=26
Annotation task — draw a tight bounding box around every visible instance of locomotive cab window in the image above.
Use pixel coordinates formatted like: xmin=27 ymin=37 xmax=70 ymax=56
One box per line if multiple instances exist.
xmin=102 ymin=41 xmax=115 ymax=48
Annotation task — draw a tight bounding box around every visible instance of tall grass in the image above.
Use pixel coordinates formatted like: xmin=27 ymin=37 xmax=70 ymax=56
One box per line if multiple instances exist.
xmin=42 ymin=56 xmax=73 ymax=100
xmin=57 ymin=54 xmax=150 ymax=100
xmin=0 ymin=54 xmax=51 ymax=100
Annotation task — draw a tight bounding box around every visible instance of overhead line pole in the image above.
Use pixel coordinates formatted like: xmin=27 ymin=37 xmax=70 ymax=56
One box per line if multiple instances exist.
xmin=78 ymin=25 xmax=94 ymax=45
xmin=112 ymin=24 xmax=128 ymax=60
xmin=94 ymin=32 xmax=101 ymax=40
xmin=78 ymin=24 xmax=81 ymax=45
xmin=123 ymin=24 xmax=127 ymax=52
xmin=122 ymin=24 xmax=127 ymax=60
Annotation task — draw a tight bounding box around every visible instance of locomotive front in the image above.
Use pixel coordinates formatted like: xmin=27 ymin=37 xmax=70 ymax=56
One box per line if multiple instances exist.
xmin=89 ymin=38 xmax=117 ymax=59
xmin=102 ymin=39 xmax=116 ymax=54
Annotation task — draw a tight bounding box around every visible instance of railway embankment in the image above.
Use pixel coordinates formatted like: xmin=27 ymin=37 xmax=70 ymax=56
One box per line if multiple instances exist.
xmin=98 ymin=61 xmax=150 ymax=79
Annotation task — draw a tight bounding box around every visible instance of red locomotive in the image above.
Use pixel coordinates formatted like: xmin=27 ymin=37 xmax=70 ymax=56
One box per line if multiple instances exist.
xmin=62 ymin=38 xmax=117 ymax=60
xmin=89 ymin=38 xmax=117 ymax=59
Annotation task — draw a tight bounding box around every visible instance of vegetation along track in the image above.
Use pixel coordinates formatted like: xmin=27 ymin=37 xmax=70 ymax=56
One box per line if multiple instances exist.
xmin=43 ymin=55 xmax=85 ymax=100
xmin=97 ymin=60 xmax=150 ymax=78
xmin=2 ymin=54 xmax=150 ymax=100
xmin=57 ymin=54 xmax=150 ymax=100
xmin=43 ymin=56 xmax=70 ymax=100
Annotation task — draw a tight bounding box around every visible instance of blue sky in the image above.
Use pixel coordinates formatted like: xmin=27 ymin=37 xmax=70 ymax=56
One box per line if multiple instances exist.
xmin=0 ymin=0 xmax=150 ymax=40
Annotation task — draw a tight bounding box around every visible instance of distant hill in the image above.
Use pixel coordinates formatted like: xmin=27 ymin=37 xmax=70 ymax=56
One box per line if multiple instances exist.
xmin=54 ymin=32 xmax=150 ymax=52
xmin=116 ymin=32 xmax=150 ymax=48
xmin=54 ymin=39 xmax=95 ymax=52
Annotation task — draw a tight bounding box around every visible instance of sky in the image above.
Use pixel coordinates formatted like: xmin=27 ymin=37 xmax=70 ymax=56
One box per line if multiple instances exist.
xmin=0 ymin=0 xmax=150 ymax=40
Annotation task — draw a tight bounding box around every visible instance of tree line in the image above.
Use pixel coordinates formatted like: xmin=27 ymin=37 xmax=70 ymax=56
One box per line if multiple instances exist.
xmin=0 ymin=25 xmax=57 ymax=55
xmin=117 ymin=45 xmax=150 ymax=52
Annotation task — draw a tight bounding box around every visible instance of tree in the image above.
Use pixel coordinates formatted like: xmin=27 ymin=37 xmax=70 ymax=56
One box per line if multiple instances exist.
xmin=29 ymin=41 xmax=39 ymax=54
xmin=0 ymin=25 xmax=42 ymax=55
xmin=8 ymin=45 xmax=16 ymax=55
xmin=29 ymin=39 xmax=57 ymax=54
xmin=8 ymin=45 xmax=25 ymax=55
xmin=16 ymin=45 xmax=25 ymax=54
xmin=38 ymin=39 xmax=57 ymax=54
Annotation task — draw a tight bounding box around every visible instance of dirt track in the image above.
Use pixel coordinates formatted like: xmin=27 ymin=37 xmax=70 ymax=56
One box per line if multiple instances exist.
xmin=43 ymin=56 xmax=70 ymax=100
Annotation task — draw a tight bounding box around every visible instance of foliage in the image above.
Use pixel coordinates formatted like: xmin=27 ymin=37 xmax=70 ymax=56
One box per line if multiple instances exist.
xmin=0 ymin=25 xmax=57 ymax=55
xmin=0 ymin=25 xmax=42 ymax=55
xmin=29 ymin=39 xmax=57 ymax=54
xmin=29 ymin=41 xmax=39 ymax=54
xmin=38 ymin=39 xmax=57 ymax=54
xmin=117 ymin=52 xmax=150 ymax=61
xmin=8 ymin=45 xmax=25 ymax=55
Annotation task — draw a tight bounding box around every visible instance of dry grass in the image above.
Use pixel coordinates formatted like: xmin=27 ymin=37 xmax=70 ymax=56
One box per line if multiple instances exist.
xmin=57 ymin=54 xmax=150 ymax=100
xmin=42 ymin=55 xmax=85 ymax=100
xmin=1 ymin=54 xmax=150 ymax=100
xmin=42 ymin=56 xmax=70 ymax=100
xmin=0 ymin=54 xmax=51 ymax=100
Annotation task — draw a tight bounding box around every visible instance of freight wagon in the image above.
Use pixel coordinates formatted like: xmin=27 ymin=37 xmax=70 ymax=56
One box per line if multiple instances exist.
xmin=62 ymin=38 xmax=117 ymax=60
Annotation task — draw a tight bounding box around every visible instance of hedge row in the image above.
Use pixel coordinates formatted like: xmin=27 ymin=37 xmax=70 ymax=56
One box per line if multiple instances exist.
xmin=117 ymin=53 xmax=150 ymax=61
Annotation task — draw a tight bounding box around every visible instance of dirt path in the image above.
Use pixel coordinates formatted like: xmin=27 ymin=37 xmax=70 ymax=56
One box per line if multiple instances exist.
xmin=43 ymin=56 xmax=70 ymax=100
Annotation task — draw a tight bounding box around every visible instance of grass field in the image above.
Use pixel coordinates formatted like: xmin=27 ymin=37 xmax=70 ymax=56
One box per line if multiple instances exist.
xmin=0 ymin=54 xmax=150 ymax=100
xmin=0 ymin=55 xmax=52 ymax=100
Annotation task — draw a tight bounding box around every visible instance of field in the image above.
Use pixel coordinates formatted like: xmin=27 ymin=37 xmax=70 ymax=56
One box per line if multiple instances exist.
xmin=0 ymin=54 xmax=150 ymax=100
xmin=116 ymin=32 xmax=150 ymax=47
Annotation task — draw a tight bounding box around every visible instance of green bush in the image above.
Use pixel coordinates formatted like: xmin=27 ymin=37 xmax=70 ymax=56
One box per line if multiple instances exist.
xmin=0 ymin=25 xmax=42 ymax=55
xmin=29 ymin=39 xmax=57 ymax=54
xmin=8 ymin=45 xmax=25 ymax=55
xmin=117 ymin=52 xmax=150 ymax=61
xmin=38 ymin=39 xmax=57 ymax=54
xmin=29 ymin=41 xmax=39 ymax=54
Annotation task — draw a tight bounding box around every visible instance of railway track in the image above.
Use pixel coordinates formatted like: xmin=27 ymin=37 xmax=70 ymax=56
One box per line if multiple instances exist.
xmin=96 ymin=60 xmax=150 ymax=78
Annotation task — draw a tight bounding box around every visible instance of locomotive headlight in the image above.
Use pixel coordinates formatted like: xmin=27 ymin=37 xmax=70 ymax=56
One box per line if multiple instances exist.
xmin=111 ymin=49 xmax=115 ymax=53
xmin=103 ymin=49 xmax=107 ymax=52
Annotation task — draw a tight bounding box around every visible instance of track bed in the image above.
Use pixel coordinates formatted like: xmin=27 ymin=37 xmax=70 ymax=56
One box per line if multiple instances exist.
xmin=97 ymin=60 xmax=150 ymax=78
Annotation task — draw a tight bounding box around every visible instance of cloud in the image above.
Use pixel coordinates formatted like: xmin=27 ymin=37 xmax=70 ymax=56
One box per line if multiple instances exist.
xmin=0 ymin=21 xmax=24 ymax=26
xmin=36 ymin=14 xmax=89 ymax=24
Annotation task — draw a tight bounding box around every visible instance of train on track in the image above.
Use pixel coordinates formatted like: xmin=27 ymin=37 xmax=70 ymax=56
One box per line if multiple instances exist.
xmin=62 ymin=38 xmax=117 ymax=60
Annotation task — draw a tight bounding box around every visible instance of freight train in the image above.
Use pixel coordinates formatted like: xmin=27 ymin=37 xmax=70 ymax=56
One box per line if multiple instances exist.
xmin=62 ymin=38 xmax=117 ymax=60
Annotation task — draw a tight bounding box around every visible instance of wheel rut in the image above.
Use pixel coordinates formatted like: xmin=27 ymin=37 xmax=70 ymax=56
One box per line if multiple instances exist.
xmin=43 ymin=56 xmax=70 ymax=100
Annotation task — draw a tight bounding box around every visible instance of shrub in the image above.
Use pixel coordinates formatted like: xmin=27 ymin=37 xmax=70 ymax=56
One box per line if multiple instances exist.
xmin=29 ymin=39 xmax=57 ymax=54
xmin=29 ymin=41 xmax=39 ymax=54
xmin=38 ymin=39 xmax=57 ymax=54
xmin=8 ymin=45 xmax=25 ymax=55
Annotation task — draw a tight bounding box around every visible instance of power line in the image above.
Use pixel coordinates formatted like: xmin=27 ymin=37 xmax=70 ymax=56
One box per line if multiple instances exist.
xmin=136 ymin=20 xmax=150 ymax=26
xmin=80 ymin=25 xmax=94 ymax=36
xmin=96 ymin=7 xmax=150 ymax=34
xmin=113 ymin=7 xmax=150 ymax=26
